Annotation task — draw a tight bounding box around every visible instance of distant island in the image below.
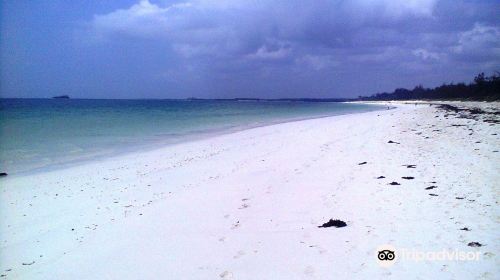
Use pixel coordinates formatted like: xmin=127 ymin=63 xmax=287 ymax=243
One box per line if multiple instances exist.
xmin=52 ymin=95 xmax=70 ymax=99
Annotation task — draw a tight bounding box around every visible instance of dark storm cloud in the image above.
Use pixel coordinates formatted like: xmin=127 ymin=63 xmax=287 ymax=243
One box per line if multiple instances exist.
xmin=1 ymin=0 xmax=499 ymax=98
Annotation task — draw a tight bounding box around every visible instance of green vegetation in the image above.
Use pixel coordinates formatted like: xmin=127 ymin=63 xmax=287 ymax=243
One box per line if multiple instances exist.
xmin=358 ymin=73 xmax=500 ymax=101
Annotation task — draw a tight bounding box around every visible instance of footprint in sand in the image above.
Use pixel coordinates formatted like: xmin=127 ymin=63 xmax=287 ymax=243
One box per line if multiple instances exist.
xmin=304 ymin=266 xmax=315 ymax=277
xmin=231 ymin=221 xmax=241 ymax=230
xmin=238 ymin=203 xmax=250 ymax=209
xmin=219 ymin=271 xmax=234 ymax=279
xmin=233 ymin=250 xmax=245 ymax=259
xmin=483 ymin=252 xmax=495 ymax=259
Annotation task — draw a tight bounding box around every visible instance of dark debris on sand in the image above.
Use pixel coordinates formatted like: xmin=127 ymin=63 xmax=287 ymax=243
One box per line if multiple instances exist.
xmin=0 ymin=173 xmax=7 ymax=177
xmin=467 ymin=242 xmax=483 ymax=247
xmin=429 ymin=194 xmax=438 ymax=196
xmin=402 ymin=176 xmax=415 ymax=180
xmin=318 ymin=219 xmax=347 ymax=228
xmin=437 ymin=104 xmax=500 ymax=124
xmin=358 ymin=162 xmax=367 ymax=165
xmin=403 ymin=164 xmax=416 ymax=168
xmin=387 ymin=140 xmax=400 ymax=144
xmin=376 ymin=176 xmax=385 ymax=179
xmin=460 ymin=227 xmax=471 ymax=231
xmin=425 ymin=186 xmax=437 ymax=190
xmin=388 ymin=182 xmax=400 ymax=186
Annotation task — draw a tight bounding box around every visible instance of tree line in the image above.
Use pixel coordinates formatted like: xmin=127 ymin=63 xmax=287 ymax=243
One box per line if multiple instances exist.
xmin=357 ymin=72 xmax=500 ymax=101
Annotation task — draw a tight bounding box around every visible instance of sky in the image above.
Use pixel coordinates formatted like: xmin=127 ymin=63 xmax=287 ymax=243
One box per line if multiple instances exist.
xmin=1 ymin=0 xmax=499 ymax=99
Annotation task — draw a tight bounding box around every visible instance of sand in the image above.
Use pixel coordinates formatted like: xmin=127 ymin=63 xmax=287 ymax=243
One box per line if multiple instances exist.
xmin=1 ymin=102 xmax=499 ymax=279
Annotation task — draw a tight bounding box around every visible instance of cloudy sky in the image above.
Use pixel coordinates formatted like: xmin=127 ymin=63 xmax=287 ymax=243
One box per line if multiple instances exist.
xmin=1 ymin=0 xmax=499 ymax=99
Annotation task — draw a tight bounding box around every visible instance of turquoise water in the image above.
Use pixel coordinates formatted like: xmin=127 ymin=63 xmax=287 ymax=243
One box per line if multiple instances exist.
xmin=0 ymin=99 xmax=382 ymax=174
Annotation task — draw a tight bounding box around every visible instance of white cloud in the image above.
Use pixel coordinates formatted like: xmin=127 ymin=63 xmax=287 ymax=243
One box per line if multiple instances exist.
xmin=453 ymin=23 xmax=500 ymax=56
xmin=91 ymin=0 xmax=193 ymax=38
xmin=89 ymin=0 xmax=437 ymax=41
xmin=412 ymin=48 xmax=440 ymax=60
xmin=247 ymin=44 xmax=291 ymax=60
xmin=84 ymin=0 xmax=496 ymax=85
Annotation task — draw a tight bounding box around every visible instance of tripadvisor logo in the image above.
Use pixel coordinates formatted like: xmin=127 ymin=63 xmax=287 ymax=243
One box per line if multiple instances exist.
xmin=376 ymin=245 xmax=397 ymax=267
xmin=378 ymin=250 xmax=395 ymax=261
xmin=375 ymin=244 xmax=481 ymax=267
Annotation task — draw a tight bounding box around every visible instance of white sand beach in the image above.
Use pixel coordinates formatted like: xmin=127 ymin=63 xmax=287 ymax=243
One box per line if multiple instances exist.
xmin=1 ymin=102 xmax=499 ymax=279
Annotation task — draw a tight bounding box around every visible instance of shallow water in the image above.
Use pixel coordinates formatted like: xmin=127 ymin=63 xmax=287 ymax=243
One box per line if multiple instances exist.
xmin=0 ymin=99 xmax=382 ymax=174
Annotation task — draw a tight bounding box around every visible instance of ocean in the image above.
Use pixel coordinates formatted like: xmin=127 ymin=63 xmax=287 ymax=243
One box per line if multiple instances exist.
xmin=0 ymin=99 xmax=383 ymax=174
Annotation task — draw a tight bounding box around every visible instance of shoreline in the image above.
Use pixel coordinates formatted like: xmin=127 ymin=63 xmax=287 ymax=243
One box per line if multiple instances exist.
xmin=1 ymin=101 xmax=498 ymax=279
xmin=5 ymin=104 xmax=385 ymax=178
